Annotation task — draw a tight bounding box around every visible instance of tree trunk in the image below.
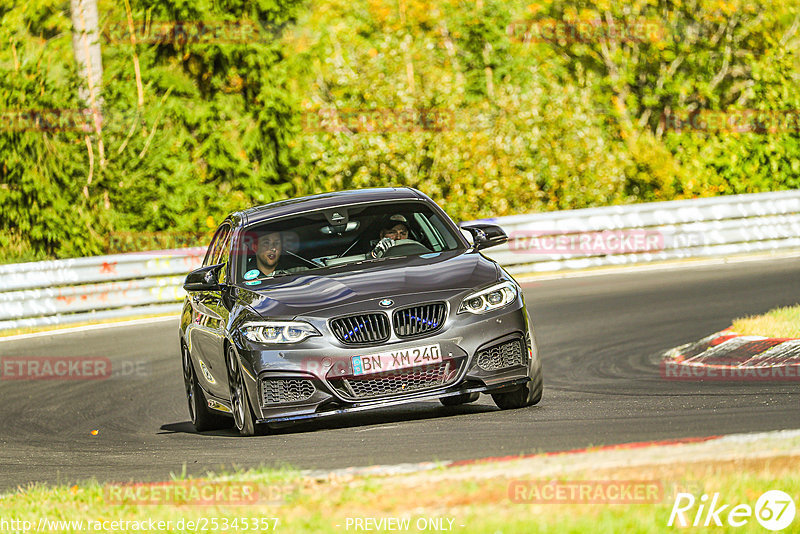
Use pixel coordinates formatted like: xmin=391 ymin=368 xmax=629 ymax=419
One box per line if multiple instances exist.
xmin=70 ymin=0 xmax=105 ymax=171
xmin=70 ymin=0 xmax=103 ymax=107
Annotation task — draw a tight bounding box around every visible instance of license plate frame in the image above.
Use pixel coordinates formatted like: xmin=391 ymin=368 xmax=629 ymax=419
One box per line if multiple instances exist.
xmin=351 ymin=343 xmax=442 ymax=376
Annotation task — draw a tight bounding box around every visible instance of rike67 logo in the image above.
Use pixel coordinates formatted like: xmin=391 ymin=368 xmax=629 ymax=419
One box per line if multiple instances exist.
xmin=669 ymin=490 xmax=796 ymax=531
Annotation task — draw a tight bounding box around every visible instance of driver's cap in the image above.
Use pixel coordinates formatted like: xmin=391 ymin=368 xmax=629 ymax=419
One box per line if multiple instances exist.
xmin=383 ymin=214 xmax=409 ymax=232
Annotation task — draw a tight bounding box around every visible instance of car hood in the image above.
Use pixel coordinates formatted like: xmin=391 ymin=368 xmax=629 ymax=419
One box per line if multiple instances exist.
xmin=235 ymin=250 xmax=498 ymax=318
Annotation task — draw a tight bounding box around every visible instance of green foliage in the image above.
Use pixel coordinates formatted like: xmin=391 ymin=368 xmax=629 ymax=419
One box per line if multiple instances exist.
xmin=1 ymin=0 xmax=303 ymax=260
xmin=0 ymin=3 xmax=101 ymax=261
xmin=289 ymin=0 xmax=800 ymax=219
xmin=532 ymin=0 xmax=800 ymax=198
xmin=2 ymin=0 xmax=800 ymax=262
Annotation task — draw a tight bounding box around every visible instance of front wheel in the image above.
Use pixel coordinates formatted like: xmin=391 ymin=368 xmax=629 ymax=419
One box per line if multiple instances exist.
xmin=227 ymin=346 xmax=266 ymax=436
xmin=491 ymin=367 xmax=543 ymax=410
xmin=440 ymin=392 xmax=480 ymax=406
xmin=182 ymin=343 xmax=230 ymax=432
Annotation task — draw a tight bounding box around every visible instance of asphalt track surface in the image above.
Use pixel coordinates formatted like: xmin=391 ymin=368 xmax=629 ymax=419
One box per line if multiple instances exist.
xmin=1 ymin=257 xmax=799 ymax=490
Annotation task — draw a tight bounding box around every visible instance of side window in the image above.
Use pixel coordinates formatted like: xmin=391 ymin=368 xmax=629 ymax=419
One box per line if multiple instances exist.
xmin=203 ymin=223 xmax=232 ymax=267
xmin=211 ymin=225 xmax=232 ymax=268
xmin=428 ymin=214 xmax=460 ymax=250
xmin=414 ymin=212 xmax=444 ymax=251
xmin=216 ymin=227 xmax=234 ymax=284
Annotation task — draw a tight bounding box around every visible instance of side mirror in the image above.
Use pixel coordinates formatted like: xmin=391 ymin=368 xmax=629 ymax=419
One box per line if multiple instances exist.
xmin=460 ymin=224 xmax=508 ymax=251
xmin=184 ymin=264 xmax=224 ymax=292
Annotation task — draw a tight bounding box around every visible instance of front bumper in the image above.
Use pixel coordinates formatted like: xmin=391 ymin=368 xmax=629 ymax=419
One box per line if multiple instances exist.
xmin=259 ymin=377 xmax=529 ymax=426
xmin=220 ymin=298 xmax=537 ymax=424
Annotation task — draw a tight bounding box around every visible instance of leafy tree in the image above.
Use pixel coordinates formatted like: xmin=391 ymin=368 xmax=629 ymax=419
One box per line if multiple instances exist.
xmin=1 ymin=0 xmax=304 ymax=261
xmin=3 ymin=0 xmax=800 ymax=262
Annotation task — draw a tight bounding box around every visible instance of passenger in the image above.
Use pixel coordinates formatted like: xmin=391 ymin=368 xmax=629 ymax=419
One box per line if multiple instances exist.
xmin=246 ymin=231 xmax=309 ymax=279
xmin=255 ymin=231 xmax=283 ymax=277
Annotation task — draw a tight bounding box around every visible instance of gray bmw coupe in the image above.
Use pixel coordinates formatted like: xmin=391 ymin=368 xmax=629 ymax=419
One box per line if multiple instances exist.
xmin=180 ymin=188 xmax=542 ymax=435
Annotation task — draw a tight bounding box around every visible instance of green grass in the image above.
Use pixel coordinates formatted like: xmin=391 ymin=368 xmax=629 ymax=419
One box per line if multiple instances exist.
xmin=1 ymin=458 xmax=797 ymax=533
xmin=732 ymin=305 xmax=800 ymax=338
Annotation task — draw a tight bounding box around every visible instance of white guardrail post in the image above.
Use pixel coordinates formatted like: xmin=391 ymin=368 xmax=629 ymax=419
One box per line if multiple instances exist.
xmin=1 ymin=190 xmax=799 ymax=330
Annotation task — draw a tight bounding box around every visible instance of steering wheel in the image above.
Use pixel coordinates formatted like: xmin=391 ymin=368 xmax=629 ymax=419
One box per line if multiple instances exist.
xmin=383 ymin=238 xmax=431 ymax=257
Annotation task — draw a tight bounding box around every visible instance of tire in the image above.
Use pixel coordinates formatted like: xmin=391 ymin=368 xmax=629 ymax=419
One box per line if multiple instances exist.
xmin=182 ymin=343 xmax=230 ymax=432
xmin=440 ymin=392 xmax=480 ymax=406
xmin=226 ymin=346 xmax=266 ymax=437
xmin=491 ymin=366 xmax=543 ymax=410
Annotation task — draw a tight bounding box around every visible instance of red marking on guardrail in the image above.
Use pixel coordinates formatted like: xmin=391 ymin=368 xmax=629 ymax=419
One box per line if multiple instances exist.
xmin=53 ymin=281 xmax=138 ymax=302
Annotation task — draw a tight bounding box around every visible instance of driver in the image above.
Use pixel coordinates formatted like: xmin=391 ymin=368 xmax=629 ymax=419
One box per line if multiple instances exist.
xmin=370 ymin=215 xmax=410 ymax=258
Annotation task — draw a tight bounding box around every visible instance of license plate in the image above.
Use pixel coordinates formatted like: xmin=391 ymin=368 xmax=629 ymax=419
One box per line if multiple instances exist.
xmin=351 ymin=343 xmax=442 ymax=376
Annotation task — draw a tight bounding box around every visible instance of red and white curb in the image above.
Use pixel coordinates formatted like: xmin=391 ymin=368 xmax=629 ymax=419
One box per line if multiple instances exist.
xmin=662 ymin=329 xmax=800 ymax=381
xmin=297 ymin=436 xmax=723 ymax=481
xmin=290 ymin=429 xmax=800 ymax=483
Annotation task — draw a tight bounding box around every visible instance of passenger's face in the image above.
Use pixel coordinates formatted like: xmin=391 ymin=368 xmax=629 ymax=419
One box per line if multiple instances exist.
xmin=257 ymin=232 xmax=282 ymax=267
xmin=382 ymin=224 xmax=408 ymax=240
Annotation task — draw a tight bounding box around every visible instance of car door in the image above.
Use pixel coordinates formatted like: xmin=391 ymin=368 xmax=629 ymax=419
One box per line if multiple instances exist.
xmin=188 ymin=222 xmax=234 ymax=399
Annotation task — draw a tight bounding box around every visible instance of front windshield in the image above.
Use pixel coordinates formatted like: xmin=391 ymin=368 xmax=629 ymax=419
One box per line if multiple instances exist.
xmin=233 ymin=201 xmax=464 ymax=285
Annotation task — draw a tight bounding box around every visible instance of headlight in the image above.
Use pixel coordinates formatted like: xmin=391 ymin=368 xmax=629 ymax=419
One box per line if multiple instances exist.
xmin=458 ymin=281 xmax=518 ymax=314
xmin=241 ymin=321 xmax=320 ymax=344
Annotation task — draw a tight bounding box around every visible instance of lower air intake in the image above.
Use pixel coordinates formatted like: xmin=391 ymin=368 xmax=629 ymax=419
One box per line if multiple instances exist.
xmin=260 ymin=378 xmax=316 ymax=406
xmin=331 ymin=360 xmax=459 ymax=400
xmin=476 ymin=338 xmax=525 ymax=371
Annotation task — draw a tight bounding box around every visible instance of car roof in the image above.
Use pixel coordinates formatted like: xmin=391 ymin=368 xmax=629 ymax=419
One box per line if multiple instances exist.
xmin=238 ymin=187 xmax=427 ymax=226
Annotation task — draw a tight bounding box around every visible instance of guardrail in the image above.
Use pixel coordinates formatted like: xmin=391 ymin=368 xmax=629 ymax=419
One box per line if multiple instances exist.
xmin=1 ymin=190 xmax=798 ymax=330
xmin=474 ymin=189 xmax=800 ymax=274
xmin=0 ymin=249 xmax=205 ymax=330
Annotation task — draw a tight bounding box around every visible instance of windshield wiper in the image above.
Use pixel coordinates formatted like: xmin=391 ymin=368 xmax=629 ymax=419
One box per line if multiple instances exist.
xmin=338 ymin=238 xmax=360 ymax=258
xmin=285 ymin=250 xmax=319 ymax=268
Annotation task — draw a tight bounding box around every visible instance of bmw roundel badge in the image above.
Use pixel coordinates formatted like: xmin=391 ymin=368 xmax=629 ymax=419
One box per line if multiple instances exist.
xmin=379 ymin=299 xmax=394 ymax=307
